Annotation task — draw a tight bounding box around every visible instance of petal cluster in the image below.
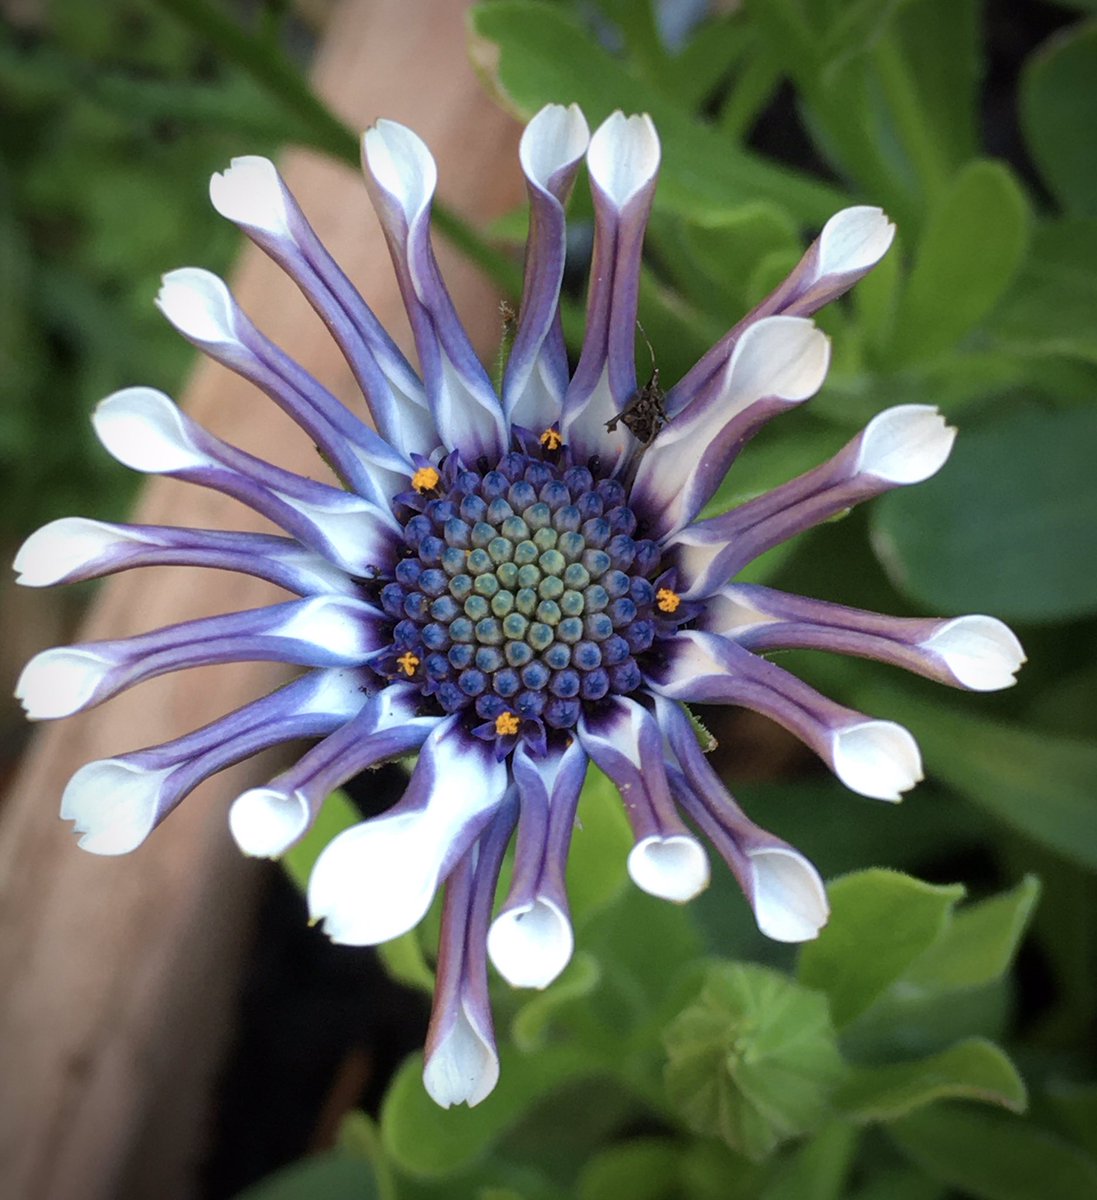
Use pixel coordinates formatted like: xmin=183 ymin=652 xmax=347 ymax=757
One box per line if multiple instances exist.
xmin=15 ymin=105 xmax=1024 ymax=1110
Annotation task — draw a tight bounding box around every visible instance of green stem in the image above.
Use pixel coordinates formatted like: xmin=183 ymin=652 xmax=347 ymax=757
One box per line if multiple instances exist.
xmin=717 ymin=47 xmax=782 ymax=141
xmin=873 ymin=32 xmax=951 ymax=206
xmin=155 ymin=0 xmax=356 ymax=162
xmin=153 ymin=0 xmax=521 ymax=295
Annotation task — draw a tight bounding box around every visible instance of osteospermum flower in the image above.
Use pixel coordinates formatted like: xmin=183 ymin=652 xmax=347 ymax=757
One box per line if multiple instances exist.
xmin=15 ymin=105 xmax=1025 ymax=1108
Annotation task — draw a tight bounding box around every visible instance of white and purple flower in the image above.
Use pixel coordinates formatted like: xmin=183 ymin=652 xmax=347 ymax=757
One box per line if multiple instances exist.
xmin=14 ymin=105 xmax=1025 ymax=1108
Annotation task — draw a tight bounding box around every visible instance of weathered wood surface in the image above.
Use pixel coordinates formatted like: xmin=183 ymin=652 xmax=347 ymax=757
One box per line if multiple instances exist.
xmin=0 ymin=2 xmax=522 ymax=1196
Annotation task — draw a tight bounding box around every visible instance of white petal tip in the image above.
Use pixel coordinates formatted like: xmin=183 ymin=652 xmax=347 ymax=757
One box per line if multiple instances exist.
xmin=60 ymin=758 xmax=170 ymax=855
xmin=307 ymin=815 xmax=438 ymax=946
xmin=856 ymin=405 xmax=956 ymax=484
xmin=92 ymin=388 xmax=207 ymax=474
xmin=423 ymin=1013 xmax=499 ymax=1108
xmin=748 ymin=847 xmax=829 ymax=942
xmin=209 ymin=156 xmax=291 ymax=237
xmin=13 ymin=518 xmax=132 ymax=587
xmin=924 ymin=616 xmax=1026 ymax=691
xmin=362 ymin=120 xmax=437 ymax=220
xmin=587 ymin=111 xmax=660 ymax=206
xmin=520 ymin=104 xmax=590 ymax=190
xmin=832 ymin=720 xmax=923 ymax=802
xmin=487 ymin=898 xmax=574 ymax=989
xmin=15 ymin=647 xmax=112 ymax=719
xmin=156 ymin=268 xmax=239 ymax=345
xmin=229 ymin=787 xmax=310 ymax=858
xmin=818 ymin=206 xmax=896 ymax=276
xmin=726 ymin=316 xmax=831 ymax=408
xmin=627 ymin=834 xmax=710 ymax=902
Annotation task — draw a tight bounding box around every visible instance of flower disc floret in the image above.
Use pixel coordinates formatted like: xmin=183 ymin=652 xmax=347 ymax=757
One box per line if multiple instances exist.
xmin=377 ymin=441 xmax=688 ymax=750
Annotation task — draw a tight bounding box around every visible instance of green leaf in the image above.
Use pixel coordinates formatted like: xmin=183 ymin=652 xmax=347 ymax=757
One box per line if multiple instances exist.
xmin=663 ymin=962 xmax=846 ymax=1162
xmin=853 ymin=231 xmax=903 ymax=357
xmin=565 ymin=767 xmax=633 ymax=927
xmin=154 ymin=0 xmax=358 ymax=164
xmin=988 ymin=219 xmax=1097 ymax=366
xmin=469 ymin=1 xmax=846 ymax=225
xmin=231 ymin=1151 xmax=380 ymax=1200
xmin=905 ymin=876 xmax=1041 ymax=992
xmin=844 ymin=1167 xmax=947 ymax=1200
xmin=830 ymin=883 xmax=1036 ymax=1060
xmin=281 ymin=789 xmax=360 ymax=893
xmin=380 ymin=1046 xmax=600 ymax=1179
xmin=484 ymin=1076 xmax=643 ymax=1196
xmin=886 ymin=160 xmax=1030 ymax=365
xmin=337 ymin=1112 xmax=398 ymax=1200
xmin=844 ymin=983 xmax=1010 ymax=1066
xmin=854 ymin=686 xmax=1097 ymax=873
xmin=377 ymin=929 xmax=434 ymax=995
xmin=888 ymin=1104 xmax=1097 ymax=1200
xmin=582 ymin=884 xmax=704 ymax=1035
xmin=511 ymin=952 xmax=601 ymax=1052
xmin=668 ymin=13 xmax=757 ymax=113
xmin=758 ymin=1123 xmax=858 ymax=1200
xmin=576 ymin=1138 xmax=683 ymax=1200
xmin=1046 ymin=1079 xmax=1097 ymax=1160
xmin=746 ymin=0 xmax=899 ymax=213
xmin=828 ymin=876 xmax=1033 ymax=1060
xmin=872 ymin=403 xmax=1097 ymax=623
xmin=748 ymin=0 xmax=979 ymax=225
xmin=716 ymin=38 xmax=782 ymax=142
xmin=798 ymin=871 xmax=965 ymax=1028
xmin=676 ymin=204 xmax=799 ymax=317
xmin=836 ymin=1038 xmax=1026 ymax=1122
xmin=888 ymin=0 xmax=981 ymax=176
xmin=1021 ymin=21 xmax=1097 ymax=216
xmin=677 ymin=1140 xmax=769 ymax=1200
xmin=730 ymin=779 xmax=982 ymax=884
xmin=747 ymin=247 xmax=805 ymax=307
xmin=699 ymin=421 xmax=849 ymax=514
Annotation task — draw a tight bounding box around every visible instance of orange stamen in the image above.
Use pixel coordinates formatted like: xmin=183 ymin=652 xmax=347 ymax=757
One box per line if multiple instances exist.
xmin=495 ymin=711 xmax=520 ymax=736
xmin=539 ymin=428 xmax=563 ymax=450
xmin=396 ymin=651 xmax=420 ymax=677
xmin=411 ymin=465 xmax=440 ymax=493
xmin=656 ymin=587 xmax=681 ymax=614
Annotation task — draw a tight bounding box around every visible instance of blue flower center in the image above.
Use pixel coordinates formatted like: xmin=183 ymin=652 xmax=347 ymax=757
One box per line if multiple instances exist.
xmin=378 ymin=442 xmax=684 ymax=745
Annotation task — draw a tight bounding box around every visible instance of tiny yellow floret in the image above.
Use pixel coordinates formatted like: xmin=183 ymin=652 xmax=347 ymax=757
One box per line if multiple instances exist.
xmin=411 ymin=465 xmax=440 ymax=493
xmin=656 ymin=587 xmax=681 ymax=614
xmin=495 ymin=711 xmax=520 ymax=736
xmin=539 ymin=428 xmax=563 ymax=450
xmin=396 ymin=651 xmax=420 ymax=677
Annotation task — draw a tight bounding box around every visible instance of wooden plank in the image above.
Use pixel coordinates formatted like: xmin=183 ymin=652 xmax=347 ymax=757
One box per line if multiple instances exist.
xmin=0 ymin=2 xmax=523 ymax=1196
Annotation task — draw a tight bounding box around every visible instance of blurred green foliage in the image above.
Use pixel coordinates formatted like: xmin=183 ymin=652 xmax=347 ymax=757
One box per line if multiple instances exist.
xmin=0 ymin=0 xmax=285 ymax=532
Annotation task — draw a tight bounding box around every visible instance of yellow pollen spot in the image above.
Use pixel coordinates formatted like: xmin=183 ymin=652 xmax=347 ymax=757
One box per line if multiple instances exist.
xmin=495 ymin=711 xmax=520 ymax=737
xmin=539 ymin=427 xmax=563 ymax=450
xmin=657 ymin=587 xmax=681 ymax=614
xmin=396 ymin=651 xmax=420 ymax=677
xmin=411 ymin=465 xmax=440 ymax=493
